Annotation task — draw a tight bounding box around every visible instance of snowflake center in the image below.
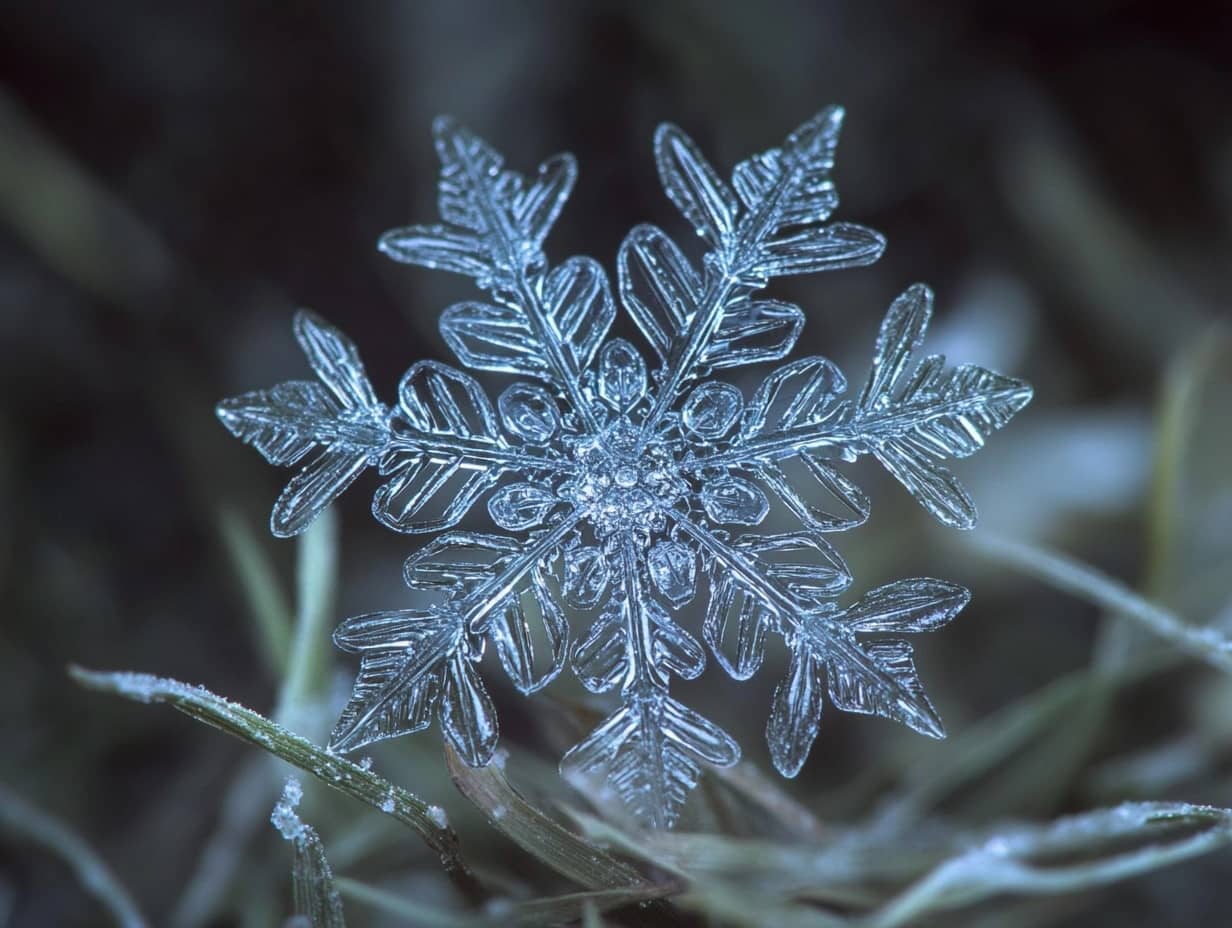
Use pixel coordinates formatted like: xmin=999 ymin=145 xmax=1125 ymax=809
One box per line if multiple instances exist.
xmin=561 ymin=420 xmax=686 ymax=538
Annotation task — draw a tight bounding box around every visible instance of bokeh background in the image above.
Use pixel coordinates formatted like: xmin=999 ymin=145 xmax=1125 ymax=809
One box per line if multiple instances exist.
xmin=2 ymin=2 xmax=1231 ymax=926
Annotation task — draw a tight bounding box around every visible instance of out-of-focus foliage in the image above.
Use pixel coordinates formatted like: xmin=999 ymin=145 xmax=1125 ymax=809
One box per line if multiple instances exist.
xmin=2 ymin=2 xmax=1230 ymax=926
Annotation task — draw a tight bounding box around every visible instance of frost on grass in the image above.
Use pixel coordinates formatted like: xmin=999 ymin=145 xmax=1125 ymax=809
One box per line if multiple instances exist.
xmin=270 ymin=777 xmax=347 ymax=927
xmin=219 ymin=108 xmax=1032 ymax=828
xmin=427 ymin=805 xmax=450 ymax=830
xmin=271 ymin=777 xmax=307 ymax=841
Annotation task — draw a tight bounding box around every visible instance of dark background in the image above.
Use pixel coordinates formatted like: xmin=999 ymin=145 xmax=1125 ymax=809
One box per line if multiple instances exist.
xmin=2 ymin=2 xmax=1231 ymax=926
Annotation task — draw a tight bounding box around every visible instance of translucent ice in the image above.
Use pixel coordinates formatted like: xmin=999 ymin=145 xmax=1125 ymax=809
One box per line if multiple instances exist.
xmin=219 ymin=107 xmax=1032 ymax=828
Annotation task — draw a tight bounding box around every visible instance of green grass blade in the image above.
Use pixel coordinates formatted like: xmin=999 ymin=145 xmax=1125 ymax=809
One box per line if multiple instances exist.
xmin=217 ymin=507 xmax=293 ymax=676
xmin=172 ymin=509 xmax=341 ymax=927
xmin=335 ymin=877 xmax=484 ymax=927
xmin=510 ymin=886 xmax=674 ymax=926
xmin=973 ymin=533 xmax=1232 ymax=673
xmin=578 ymin=799 xmax=1232 ymax=926
xmin=337 ymin=876 xmax=669 ymax=927
xmin=277 ymin=506 xmax=338 ymax=733
xmin=709 ymin=761 xmax=828 ymax=840
xmin=0 ymin=781 xmax=147 ymax=927
xmin=69 ymin=666 xmax=483 ymax=901
xmin=443 ymin=745 xmax=653 ymax=891
xmin=581 ymin=899 xmax=605 ymax=928
xmin=1143 ymin=330 xmax=1229 ymax=599
xmin=861 ymin=802 xmax=1232 ymax=927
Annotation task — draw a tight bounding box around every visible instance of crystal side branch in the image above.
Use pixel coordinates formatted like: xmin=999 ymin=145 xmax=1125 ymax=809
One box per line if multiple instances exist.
xmin=217 ymin=108 xmax=1033 ymax=828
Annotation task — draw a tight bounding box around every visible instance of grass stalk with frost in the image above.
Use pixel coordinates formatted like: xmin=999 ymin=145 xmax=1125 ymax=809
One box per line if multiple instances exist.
xmin=173 ymin=509 xmax=340 ymax=927
xmin=973 ymin=532 xmax=1232 ymax=673
xmin=270 ymin=777 xmax=347 ymax=928
xmin=68 ymin=666 xmax=483 ymax=900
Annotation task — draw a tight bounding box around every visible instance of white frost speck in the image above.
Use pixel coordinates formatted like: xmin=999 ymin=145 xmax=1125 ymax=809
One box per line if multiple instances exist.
xmin=270 ymin=777 xmax=305 ymax=841
xmin=427 ymin=805 xmax=449 ymax=829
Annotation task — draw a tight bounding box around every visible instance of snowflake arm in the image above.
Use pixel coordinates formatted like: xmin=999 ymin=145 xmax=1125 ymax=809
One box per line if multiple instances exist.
xmin=215 ymin=314 xmax=568 ymax=538
xmin=628 ymin=106 xmax=886 ymax=440
xmin=562 ymin=531 xmax=738 ymax=829
xmin=673 ymin=512 xmax=967 ymax=776
xmin=682 ymin=283 xmax=1035 ymax=528
xmin=329 ymin=513 xmax=580 ymax=757
xmin=217 ymin=311 xmax=389 ymax=537
xmin=379 ymin=117 xmax=612 ymax=432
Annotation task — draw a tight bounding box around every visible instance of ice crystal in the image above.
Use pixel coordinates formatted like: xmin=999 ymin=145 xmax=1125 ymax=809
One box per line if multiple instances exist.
xmin=218 ymin=108 xmax=1033 ymax=828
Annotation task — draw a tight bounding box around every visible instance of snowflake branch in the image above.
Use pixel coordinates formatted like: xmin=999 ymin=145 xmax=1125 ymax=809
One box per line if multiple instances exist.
xmin=681 ymin=421 xmax=856 ymax=472
xmin=447 ymin=134 xmax=601 ymax=433
xmin=561 ymin=530 xmax=737 ymax=828
xmin=671 ymin=511 xmax=943 ymax=736
xmin=637 ymin=112 xmax=882 ymax=446
xmin=513 ymin=276 xmax=602 ymax=434
xmin=388 ymin=432 xmax=575 ymax=474
xmin=671 ymin=511 xmax=810 ymax=627
xmin=637 ymin=277 xmax=742 ymax=446
xmin=462 ymin=512 xmax=582 ymax=634
xmin=615 ymin=531 xmax=677 ymax=822
xmin=681 ymin=371 xmax=1031 ymax=473
xmin=618 ymin=531 xmax=663 ymax=690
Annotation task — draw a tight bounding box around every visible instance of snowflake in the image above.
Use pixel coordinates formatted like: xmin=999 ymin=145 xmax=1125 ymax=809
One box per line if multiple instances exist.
xmin=218 ymin=109 xmax=1033 ymax=828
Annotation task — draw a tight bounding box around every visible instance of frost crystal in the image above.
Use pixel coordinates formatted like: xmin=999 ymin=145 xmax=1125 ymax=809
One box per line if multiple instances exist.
xmin=218 ymin=108 xmax=1032 ymax=828
xmin=271 ymin=777 xmax=307 ymax=841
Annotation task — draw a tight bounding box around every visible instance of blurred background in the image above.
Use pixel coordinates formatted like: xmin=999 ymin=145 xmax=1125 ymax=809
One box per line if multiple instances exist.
xmin=2 ymin=2 xmax=1230 ymax=926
